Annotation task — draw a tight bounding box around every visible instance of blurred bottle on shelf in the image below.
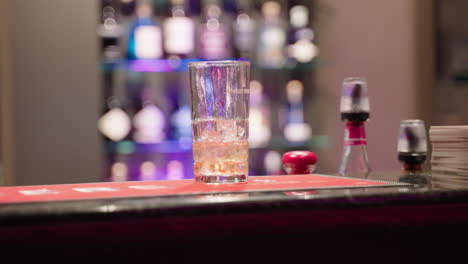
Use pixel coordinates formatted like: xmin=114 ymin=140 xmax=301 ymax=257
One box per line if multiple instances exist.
xmin=166 ymin=151 xmax=192 ymax=179
xmin=264 ymin=150 xmax=283 ymax=175
xmin=165 ymin=74 xmax=192 ymax=142
xmin=98 ymin=1 xmax=123 ymax=61
xmin=166 ymin=160 xmax=185 ymax=180
xmin=198 ymin=0 xmax=232 ymax=60
xmin=98 ymin=96 xmax=132 ymax=142
xmin=133 ymin=87 xmax=166 ymax=144
xmin=232 ymin=0 xmax=256 ymax=59
xmin=249 ymin=80 xmax=272 ymax=148
xmin=110 ymin=161 xmax=130 ymax=182
xmin=283 ymin=80 xmax=312 ymax=144
xmin=97 ymin=0 xmax=319 ymax=180
xmin=170 ymin=99 xmax=192 ymax=142
xmin=163 ymin=0 xmax=195 ymax=58
xmin=257 ymin=1 xmax=286 ymax=69
xmin=119 ymin=0 xmax=136 ymax=16
xmin=127 ymin=1 xmax=163 ymax=59
xmin=139 ymin=160 xmax=158 ymax=181
xmin=287 ymin=5 xmax=318 ymax=64
xmin=338 ymin=77 xmax=371 ymax=178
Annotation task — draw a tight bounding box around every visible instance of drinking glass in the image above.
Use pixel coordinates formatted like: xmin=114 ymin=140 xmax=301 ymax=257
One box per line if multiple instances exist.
xmin=189 ymin=60 xmax=250 ymax=183
xmin=397 ymin=119 xmax=428 ymax=163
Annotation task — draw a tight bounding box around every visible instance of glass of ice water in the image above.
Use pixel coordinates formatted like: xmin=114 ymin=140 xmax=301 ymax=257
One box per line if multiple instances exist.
xmin=189 ymin=60 xmax=250 ymax=183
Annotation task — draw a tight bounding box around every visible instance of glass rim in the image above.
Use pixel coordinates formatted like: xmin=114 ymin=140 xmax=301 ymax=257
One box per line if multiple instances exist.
xmin=188 ymin=60 xmax=251 ymax=68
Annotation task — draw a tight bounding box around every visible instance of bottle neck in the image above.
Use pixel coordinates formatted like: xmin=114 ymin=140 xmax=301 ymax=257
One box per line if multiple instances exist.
xmin=344 ymin=122 xmax=367 ymax=146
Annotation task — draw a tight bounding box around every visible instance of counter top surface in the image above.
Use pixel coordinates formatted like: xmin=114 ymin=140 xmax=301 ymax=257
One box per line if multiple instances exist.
xmin=1 ymin=171 xmax=468 ymax=261
xmin=0 ymin=171 xmax=465 ymax=223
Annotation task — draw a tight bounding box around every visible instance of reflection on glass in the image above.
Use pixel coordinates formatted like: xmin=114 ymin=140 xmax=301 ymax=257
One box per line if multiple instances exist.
xmin=194 ymin=193 xmax=249 ymax=202
xmin=283 ymin=191 xmax=316 ymax=196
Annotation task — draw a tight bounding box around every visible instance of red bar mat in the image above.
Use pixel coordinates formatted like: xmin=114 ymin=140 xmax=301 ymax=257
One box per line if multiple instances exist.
xmin=0 ymin=174 xmax=400 ymax=204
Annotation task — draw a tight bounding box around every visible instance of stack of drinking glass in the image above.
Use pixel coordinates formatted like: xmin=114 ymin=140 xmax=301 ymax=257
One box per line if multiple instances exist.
xmin=430 ymin=126 xmax=468 ymax=189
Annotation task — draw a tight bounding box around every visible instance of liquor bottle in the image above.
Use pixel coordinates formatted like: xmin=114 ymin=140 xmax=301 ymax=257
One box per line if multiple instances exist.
xmin=257 ymin=1 xmax=286 ymax=69
xmin=338 ymin=77 xmax=371 ymax=178
xmin=98 ymin=96 xmax=132 ymax=142
xmin=163 ymin=0 xmax=195 ymax=58
xmin=165 ymin=73 xmax=192 ymax=142
xmin=167 ymin=160 xmax=185 ymax=180
xmin=98 ymin=2 xmax=123 ymax=61
xmin=139 ymin=160 xmax=157 ymax=181
xmin=133 ymin=86 xmax=166 ymax=144
xmin=110 ymin=161 xmax=129 ymax=182
xmin=232 ymin=0 xmax=256 ymax=59
xmin=198 ymin=0 xmax=231 ymax=60
xmin=283 ymin=80 xmax=312 ymax=144
xmin=264 ymin=150 xmax=283 ymax=175
xmin=249 ymin=80 xmax=272 ymax=148
xmin=397 ymin=119 xmax=430 ymax=188
xmin=98 ymin=71 xmax=131 ymax=142
xmin=127 ymin=1 xmax=163 ymax=59
xmin=170 ymin=97 xmax=192 ymax=142
xmin=287 ymin=5 xmax=318 ymax=64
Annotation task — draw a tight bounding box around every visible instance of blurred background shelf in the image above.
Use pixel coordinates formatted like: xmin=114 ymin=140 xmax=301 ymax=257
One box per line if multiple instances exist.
xmin=101 ymin=58 xmax=319 ymax=73
xmin=105 ymin=135 xmax=330 ymax=155
xmin=97 ymin=0 xmax=321 ymax=182
xmin=101 ymin=58 xmax=204 ymax=72
xmin=0 ymin=0 xmax=438 ymax=186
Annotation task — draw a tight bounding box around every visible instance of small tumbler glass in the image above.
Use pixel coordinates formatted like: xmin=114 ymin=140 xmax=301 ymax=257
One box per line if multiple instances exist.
xmin=397 ymin=119 xmax=428 ymax=164
xmin=189 ymin=60 xmax=250 ymax=183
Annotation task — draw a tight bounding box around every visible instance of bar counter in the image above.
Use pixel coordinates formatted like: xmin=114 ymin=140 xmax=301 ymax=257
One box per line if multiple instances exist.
xmin=1 ymin=171 xmax=467 ymax=261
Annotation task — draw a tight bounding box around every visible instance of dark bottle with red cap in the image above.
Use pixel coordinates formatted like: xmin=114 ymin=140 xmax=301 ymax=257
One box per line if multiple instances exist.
xmin=282 ymin=151 xmax=317 ymax=175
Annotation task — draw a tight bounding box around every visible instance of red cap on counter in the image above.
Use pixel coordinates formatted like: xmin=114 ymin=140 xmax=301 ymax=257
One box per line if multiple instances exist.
xmin=282 ymin=151 xmax=318 ymax=175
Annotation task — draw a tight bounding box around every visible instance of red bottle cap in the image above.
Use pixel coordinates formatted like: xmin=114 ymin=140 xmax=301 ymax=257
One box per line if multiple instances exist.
xmin=282 ymin=151 xmax=317 ymax=165
xmin=282 ymin=151 xmax=318 ymax=175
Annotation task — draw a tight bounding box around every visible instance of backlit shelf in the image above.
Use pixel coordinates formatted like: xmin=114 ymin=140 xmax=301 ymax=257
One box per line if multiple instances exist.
xmin=101 ymin=58 xmax=317 ymax=73
xmin=101 ymin=58 xmax=205 ymax=73
xmin=105 ymin=135 xmax=329 ymax=155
